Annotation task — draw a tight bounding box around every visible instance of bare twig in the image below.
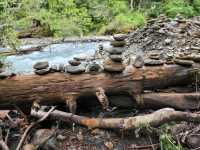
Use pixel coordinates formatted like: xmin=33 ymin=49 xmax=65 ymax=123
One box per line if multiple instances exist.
xmin=0 ymin=128 xmax=9 ymax=150
xmin=16 ymin=107 xmax=55 ymax=150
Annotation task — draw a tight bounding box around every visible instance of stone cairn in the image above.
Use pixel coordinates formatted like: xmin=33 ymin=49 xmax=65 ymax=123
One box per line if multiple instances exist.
xmin=103 ymin=34 xmax=128 ymax=73
xmin=33 ymin=61 xmax=50 ymax=75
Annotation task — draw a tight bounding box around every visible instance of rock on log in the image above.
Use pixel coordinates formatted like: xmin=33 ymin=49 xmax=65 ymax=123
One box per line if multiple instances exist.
xmin=0 ymin=64 xmax=196 ymax=108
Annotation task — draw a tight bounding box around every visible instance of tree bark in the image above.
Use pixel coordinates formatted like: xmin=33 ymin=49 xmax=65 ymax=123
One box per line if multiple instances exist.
xmin=0 ymin=64 xmax=196 ymax=108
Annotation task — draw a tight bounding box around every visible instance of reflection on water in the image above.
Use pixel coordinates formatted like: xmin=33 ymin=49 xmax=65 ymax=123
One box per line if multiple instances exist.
xmin=4 ymin=42 xmax=110 ymax=75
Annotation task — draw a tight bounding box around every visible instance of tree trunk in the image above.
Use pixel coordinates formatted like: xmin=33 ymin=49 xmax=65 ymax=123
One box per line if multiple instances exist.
xmin=0 ymin=65 xmax=196 ymax=109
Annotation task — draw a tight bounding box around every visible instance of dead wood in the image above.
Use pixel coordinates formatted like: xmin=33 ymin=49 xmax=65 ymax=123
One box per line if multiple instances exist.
xmin=31 ymin=108 xmax=200 ymax=130
xmin=0 ymin=65 xmax=196 ymax=110
xmin=16 ymin=107 xmax=55 ymax=150
xmin=136 ymin=92 xmax=200 ymax=110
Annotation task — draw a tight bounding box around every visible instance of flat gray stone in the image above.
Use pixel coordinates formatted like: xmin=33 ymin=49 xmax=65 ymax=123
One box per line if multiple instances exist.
xmin=66 ymin=65 xmax=86 ymax=74
xmin=144 ymin=59 xmax=164 ymax=66
xmin=68 ymin=60 xmax=81 ymax=66
xmin=110 ymin=41 xmax=126 ymax=47
xmin=109 ymin=54 xmax=123 ymax=62
xmin=103 ymin=58 xmax=125 ymax=72
xmin=113 ymin=34 xmax=128 ymax=41
xmin=35 ymin=68 xmax=50 ymax=75
xmin=33 ymin=61 xmax=49 ymax=70
xmin=174 ymin=59 xmax=193 ymax=67
xmin=106 ymin=47 xmax=125 ymax=55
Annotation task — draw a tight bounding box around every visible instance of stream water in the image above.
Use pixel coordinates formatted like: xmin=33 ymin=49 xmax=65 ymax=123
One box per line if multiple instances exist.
xmin=2 ymin=41 xmax=110 ymax=75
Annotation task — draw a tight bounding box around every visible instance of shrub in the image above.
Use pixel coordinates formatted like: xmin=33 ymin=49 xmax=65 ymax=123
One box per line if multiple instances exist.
xmin=163 ymin=0 xmax=195 ymax=18
xmin=99 ymin=11 xmax=146 ymax=35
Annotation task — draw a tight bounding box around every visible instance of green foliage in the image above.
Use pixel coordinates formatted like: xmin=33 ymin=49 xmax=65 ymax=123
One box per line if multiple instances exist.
xmin=99 ymin=11 xmax=146 ymax=34
xmin=163 ymin=0 xmax=195 ymax=18
xmin=2 ymin=0 xmax=200 ymax=48
xmin=193 ymin=0 xmax=200 ymax=13
xmin=159 ymin=125 xmax=183 ymax=150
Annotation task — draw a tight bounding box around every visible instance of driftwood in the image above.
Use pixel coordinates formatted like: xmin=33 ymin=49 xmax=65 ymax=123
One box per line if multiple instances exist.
xmin=31 ymin=108 xmax=200 ymax=130
xmin=0 ymin=64 xmax=198 ymax=111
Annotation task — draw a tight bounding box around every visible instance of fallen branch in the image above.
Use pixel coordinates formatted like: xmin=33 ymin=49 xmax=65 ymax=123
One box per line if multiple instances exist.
xmin=16 ymin=107 xmax=55 ymax=150
xmin=0 ymin=128 xmax=9 ymax=150
xmin=31 ymin=108 xmax=200 ymax=130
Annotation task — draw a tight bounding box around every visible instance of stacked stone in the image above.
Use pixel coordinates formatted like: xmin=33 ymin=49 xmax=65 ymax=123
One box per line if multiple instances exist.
xmin=66 ymin=59 xmax=86 ymax=74
xmin=33 ymin=61 xmax=50 ymax=75
xmin=103 ymin=34 xmax=127 ymax=73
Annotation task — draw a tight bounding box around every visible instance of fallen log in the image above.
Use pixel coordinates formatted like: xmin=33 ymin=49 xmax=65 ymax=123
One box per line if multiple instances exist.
xmin=31 ymin=108 xmax=200 ymax=130
xmin=0 ymin=65 xmax=197 ymax=110
xmin=136 ymin=92 xmax=200 ymax=110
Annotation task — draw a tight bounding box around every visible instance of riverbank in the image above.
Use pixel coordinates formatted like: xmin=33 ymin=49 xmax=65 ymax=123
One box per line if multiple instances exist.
xmin=0 ymin=36 xmax=113 ymax=56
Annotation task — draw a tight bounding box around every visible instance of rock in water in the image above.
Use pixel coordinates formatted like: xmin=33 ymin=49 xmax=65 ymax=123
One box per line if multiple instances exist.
xmin=106 ymin=47 xmax=125 ymax=55
xmin=109 ymin=54 xmax=123 ymax=62
xmin=144 ymin=59 xmax=164 ymax=66
xmin=103 ymin=58 xmax=125 ymax=72
xmin=113 ymin=34 xmax=128 ymax=41
xmin=68 ymin=60 xmax=81 ymax=66
xmin=66 ymin=65 xmax=86 ymax=74
xmin=174 ymin=59 xmax=193 ymax=67
xmin=35 ymin=68 xmax=50 ymax=75
xmin=33 ymin=61 xmax=49 ymax=70
xmin=110 ymin=41 xmax=126 ymax=47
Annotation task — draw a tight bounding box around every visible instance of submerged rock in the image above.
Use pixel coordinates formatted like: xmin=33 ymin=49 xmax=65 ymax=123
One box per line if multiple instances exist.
xmin=109 ymin=54 xmax=123 ymax=62
xmin=35 ymin=68 xmax=50 ymax=75
xmin=66 ymin=65 xmax=86 ymax=74
xmin=113 ymin=34 xmax=128 ymax=41
xmin=144 ymin=59 xmax=164 ymax=66
xmin=103 ymin=58 xmax=125 ymax=72
xmin=110 ymin=41 xmax=126 ymax=47
xmin=33 ymin=61 xmax=49 ymax=70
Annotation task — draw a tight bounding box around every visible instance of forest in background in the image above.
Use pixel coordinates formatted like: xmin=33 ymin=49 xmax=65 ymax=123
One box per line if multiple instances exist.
xmin=1 ymin=0 xmax=200 ymax=48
